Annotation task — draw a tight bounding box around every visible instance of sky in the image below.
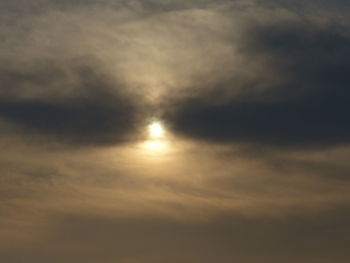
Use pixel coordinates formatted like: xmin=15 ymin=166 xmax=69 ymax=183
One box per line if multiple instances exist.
xmin=0 ymin=0 xmax=350 ymax=262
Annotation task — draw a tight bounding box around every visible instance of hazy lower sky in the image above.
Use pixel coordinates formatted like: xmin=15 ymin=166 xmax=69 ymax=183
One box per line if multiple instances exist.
xmin=1 ymin=0 xmax=350 ymax=262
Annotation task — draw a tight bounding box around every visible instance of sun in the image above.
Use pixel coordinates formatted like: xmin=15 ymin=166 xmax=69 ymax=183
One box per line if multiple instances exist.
xmin=148 ymin=121 xmax=165 ymax=139
xmin=141 ymin=120 xmax=169 ymax=153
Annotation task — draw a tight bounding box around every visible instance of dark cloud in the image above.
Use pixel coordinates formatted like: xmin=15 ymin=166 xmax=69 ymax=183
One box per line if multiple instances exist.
xmin=165 ymin=20 xmax=350 ymax=148
xmin=0 ymin=60 xmax=145 ymax=146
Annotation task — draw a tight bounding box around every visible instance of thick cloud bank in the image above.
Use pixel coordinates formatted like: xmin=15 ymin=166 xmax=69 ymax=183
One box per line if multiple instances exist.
xmin=0 ymin=60 xmax=143 ymax=145
xmin=165 ymin=17 xmax=350 ymax=148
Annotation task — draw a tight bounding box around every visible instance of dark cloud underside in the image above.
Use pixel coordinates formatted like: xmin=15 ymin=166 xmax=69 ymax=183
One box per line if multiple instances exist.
xmin=165 ymin=21 xmax=350 ymax=147
xmin=0 ymin=60 xmax=145 ymax=145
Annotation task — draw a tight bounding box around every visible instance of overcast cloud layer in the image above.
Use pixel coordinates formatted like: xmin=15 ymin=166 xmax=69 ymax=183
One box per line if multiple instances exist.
xmin=0 ymin=0 xmax=350 ymax=262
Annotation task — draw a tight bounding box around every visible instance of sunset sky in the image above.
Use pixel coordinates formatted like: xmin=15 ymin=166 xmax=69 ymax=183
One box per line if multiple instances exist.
xmin=0 ymin=0 xmax=350 ymax=262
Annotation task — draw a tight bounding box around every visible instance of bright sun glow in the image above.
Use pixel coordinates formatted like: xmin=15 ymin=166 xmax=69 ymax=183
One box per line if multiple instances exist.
xmin=141 ymin=120 xmax=169 ymax=153
xmin=142 ymin=140 xmax=168 ymax=152
xmin=148 ymin=121 xmax=165 ymax=139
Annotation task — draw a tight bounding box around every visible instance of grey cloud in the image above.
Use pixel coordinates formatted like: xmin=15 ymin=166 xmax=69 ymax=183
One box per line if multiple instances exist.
xmin=0 ymin=59 xmax=145 ymax=146
xmin=164 ymin=18 xmax=350 ymax=148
